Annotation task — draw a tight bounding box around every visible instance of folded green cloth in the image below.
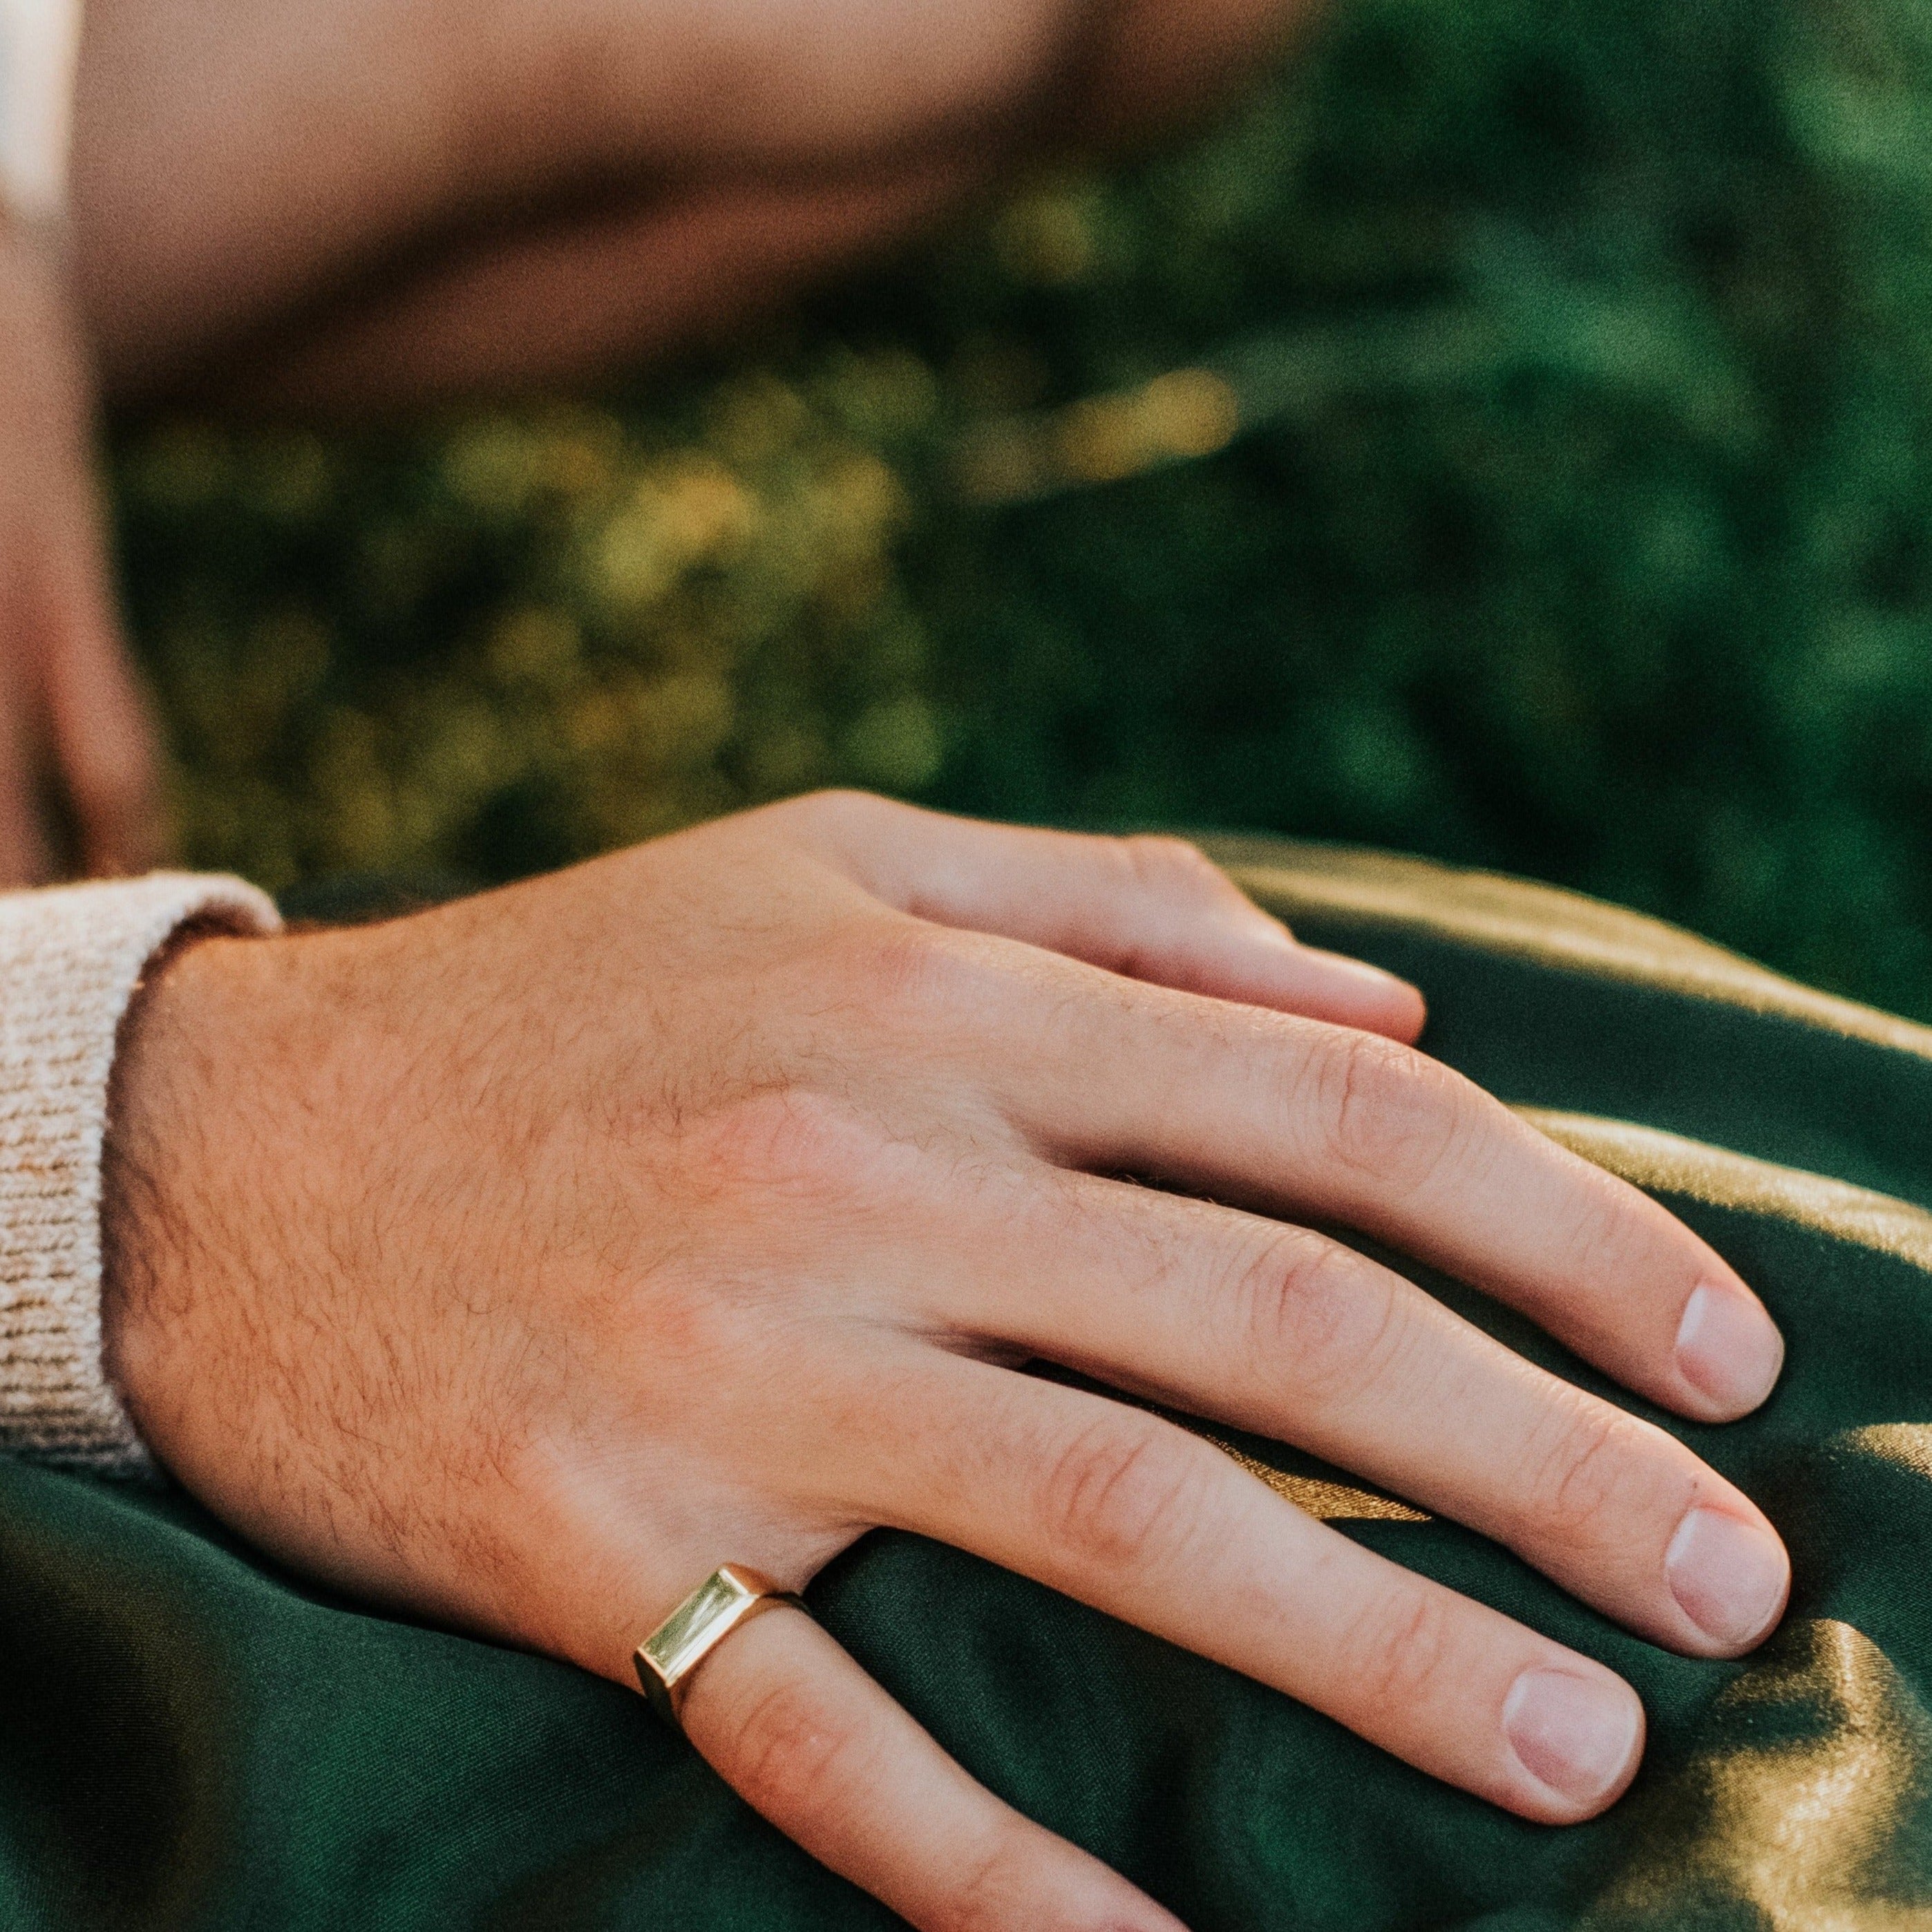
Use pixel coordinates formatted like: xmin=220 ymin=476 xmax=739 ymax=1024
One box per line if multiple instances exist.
xmin=10 ymin=839 xmax=1932 ymax=1930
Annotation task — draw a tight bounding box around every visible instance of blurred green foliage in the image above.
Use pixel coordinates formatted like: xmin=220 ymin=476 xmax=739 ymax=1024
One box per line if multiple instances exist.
xmin=113 ymin=0 xmax=1932 ymax=1013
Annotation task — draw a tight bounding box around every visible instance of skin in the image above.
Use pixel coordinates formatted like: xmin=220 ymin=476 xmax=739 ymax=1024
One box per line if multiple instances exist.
xmin=68 ymin=0 xmax=1303 ymax=405
xmin=0 ymin=0 xmax=1308 ymax=881
xmin=0 ymin=222 xmax=164 ymax=882
xmin=102 ymin=793 xmax=1791 ymax=1931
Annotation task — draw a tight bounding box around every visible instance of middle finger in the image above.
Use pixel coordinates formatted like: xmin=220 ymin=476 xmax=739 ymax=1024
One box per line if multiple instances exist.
xmin=956 ymin=1167 xmax=1788 ymax=1659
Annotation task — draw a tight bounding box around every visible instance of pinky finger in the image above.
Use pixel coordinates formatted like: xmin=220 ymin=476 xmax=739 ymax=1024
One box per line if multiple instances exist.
xmin=678 ymin=1598 xmax=1187 ymax=1932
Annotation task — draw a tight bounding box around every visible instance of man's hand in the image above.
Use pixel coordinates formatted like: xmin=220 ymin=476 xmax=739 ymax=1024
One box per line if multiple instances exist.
xmin=0 ymin=222 xmax=164 ymax=882
xmin=101 ymin=796 xmax=1788 ymax=1932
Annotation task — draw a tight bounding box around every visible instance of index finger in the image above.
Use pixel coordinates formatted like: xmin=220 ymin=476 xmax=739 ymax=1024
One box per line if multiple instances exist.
xmin=775 ymin=793 xmax=1427 ymax=1040
xmin=994 ymin=958 xmax=1783 ymax=1423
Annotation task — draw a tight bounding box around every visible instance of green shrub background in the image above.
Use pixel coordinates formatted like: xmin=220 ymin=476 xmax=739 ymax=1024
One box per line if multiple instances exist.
xmin=112 ymin=0 xmax=1932 ymax=1015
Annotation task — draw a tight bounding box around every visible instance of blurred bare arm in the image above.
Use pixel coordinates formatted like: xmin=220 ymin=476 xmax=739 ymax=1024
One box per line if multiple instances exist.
xmin=70 ymin=0 xmax=1314 ymax=411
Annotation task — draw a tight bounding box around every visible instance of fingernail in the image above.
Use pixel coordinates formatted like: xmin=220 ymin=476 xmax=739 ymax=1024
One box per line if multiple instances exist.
xmin=1307 ymin=950 xmax=1426 ymax=1026
xmin=1665 ymin=1506 xmax=1789 ymax=1651
xmin=1674 ymin=1282 xmax=1784 ymax=1415
xmin=1316 ymin=949 xmax=1410 ymax=992
xmin=1502 ymin=1668 xmax=1642 ymax=1811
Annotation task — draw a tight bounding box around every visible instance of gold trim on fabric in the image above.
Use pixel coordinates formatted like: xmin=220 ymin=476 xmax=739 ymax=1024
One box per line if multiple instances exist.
xmin=1584 ymin=1619 xmax=1932 ymax=1929
xmin=1520 ymin=1110 xmax=1932 ymax=1274
xmin=1837 ymin=1425 xmax=1932 ymax=1484
xmin=1195 ymin=1430 xmax=1429 ymax=1523
xmin=1063 ymin=1381 xmax=1430 ymax=1522
xmin=1206 ymin=836 xmax=1932 ymax=1061
xmin=1110 ymin=1388 xmax=1430 ymax=1522
xmin=1054 ymin=1378 xmax=1430 ymax=1523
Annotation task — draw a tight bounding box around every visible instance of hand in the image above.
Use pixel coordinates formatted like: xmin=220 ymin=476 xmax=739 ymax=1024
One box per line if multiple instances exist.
xmin=74 ymin=0 xmax=1313 ymax=408
xmin=102 ymin=795 xmax=1789 ymax=1932
xmin=0 ymin=222 xmax=165 ymax=882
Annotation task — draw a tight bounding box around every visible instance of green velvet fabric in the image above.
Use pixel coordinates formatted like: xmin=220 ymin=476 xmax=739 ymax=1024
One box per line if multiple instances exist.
xmin=10 ymin=843 xmax=1932 ymax=1929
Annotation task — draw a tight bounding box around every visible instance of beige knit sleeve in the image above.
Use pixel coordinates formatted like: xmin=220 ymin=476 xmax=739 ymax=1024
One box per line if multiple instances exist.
xmin=0 ymin=873 xmax=281 ymax=1474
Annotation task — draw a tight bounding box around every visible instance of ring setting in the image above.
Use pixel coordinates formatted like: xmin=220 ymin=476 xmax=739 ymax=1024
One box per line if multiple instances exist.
xmin=635 ymin=1565 xmax=806 ymax=1727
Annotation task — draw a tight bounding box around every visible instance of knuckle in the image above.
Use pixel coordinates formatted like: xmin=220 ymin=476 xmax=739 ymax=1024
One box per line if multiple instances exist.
xmin=1229 ymin=1235 xmax=1404 ymax=1405
xmin=694 ymin=1086 xmax=873 ymax=1201
xmin=720 ymin=1674 xmax=874 ymax=1821
xmin=1552 ymin=1174 xmax=1665 ymax=1286
xmin=1035 ymin=1417 xmax=1205 ymax=1576
xmin=840 ymin=916 xmax=971 ymax=1019
xmin=1525 ymin=1399 xmax=1656 ymax=1546
xmin=795 ymin=785 xmax=891 ymax=821
xmin=1342 ymin=1582 xmax=1457 ymax=1714
xmin=784 ymin=787 xmax=900 ymax=841
xmin=1306 ymin=1029 xmax=1467 ymax=1185
xmin=947 ymin=1832 xmax=1042 ymax=1932
xmin=1116 ymin=833 xmax=1230 ymax=905
xmin=945 ymin=1830 xmax=1145 ymax=1932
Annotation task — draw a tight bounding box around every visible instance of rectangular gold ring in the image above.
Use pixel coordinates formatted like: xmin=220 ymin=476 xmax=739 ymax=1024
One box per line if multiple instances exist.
xmin=634 ymin=1565 xmax=805 ymax=1727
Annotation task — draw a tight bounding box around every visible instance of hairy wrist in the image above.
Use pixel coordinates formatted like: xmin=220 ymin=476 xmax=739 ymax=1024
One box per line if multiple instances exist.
xmin=101 ymin=926 xmax=274 ymax=1464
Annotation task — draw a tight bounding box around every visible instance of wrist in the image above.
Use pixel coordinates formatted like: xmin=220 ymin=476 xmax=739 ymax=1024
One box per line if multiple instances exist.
xmin=101 ymin=925 xmax=286 ymax=1468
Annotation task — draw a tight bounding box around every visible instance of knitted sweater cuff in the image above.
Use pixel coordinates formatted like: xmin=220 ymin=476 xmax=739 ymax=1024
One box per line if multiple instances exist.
xmin=0 ymin=873 xmax=281 ymax=1475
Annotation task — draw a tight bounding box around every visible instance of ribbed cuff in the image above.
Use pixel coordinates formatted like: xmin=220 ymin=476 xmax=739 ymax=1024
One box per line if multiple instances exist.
xmin=0 ymin=873 xmax=281 ymax=1475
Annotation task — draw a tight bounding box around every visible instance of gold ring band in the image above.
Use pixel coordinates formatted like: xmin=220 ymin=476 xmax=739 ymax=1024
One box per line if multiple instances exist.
xmin=634 ymin=1565 xmax=807 ymax=1727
